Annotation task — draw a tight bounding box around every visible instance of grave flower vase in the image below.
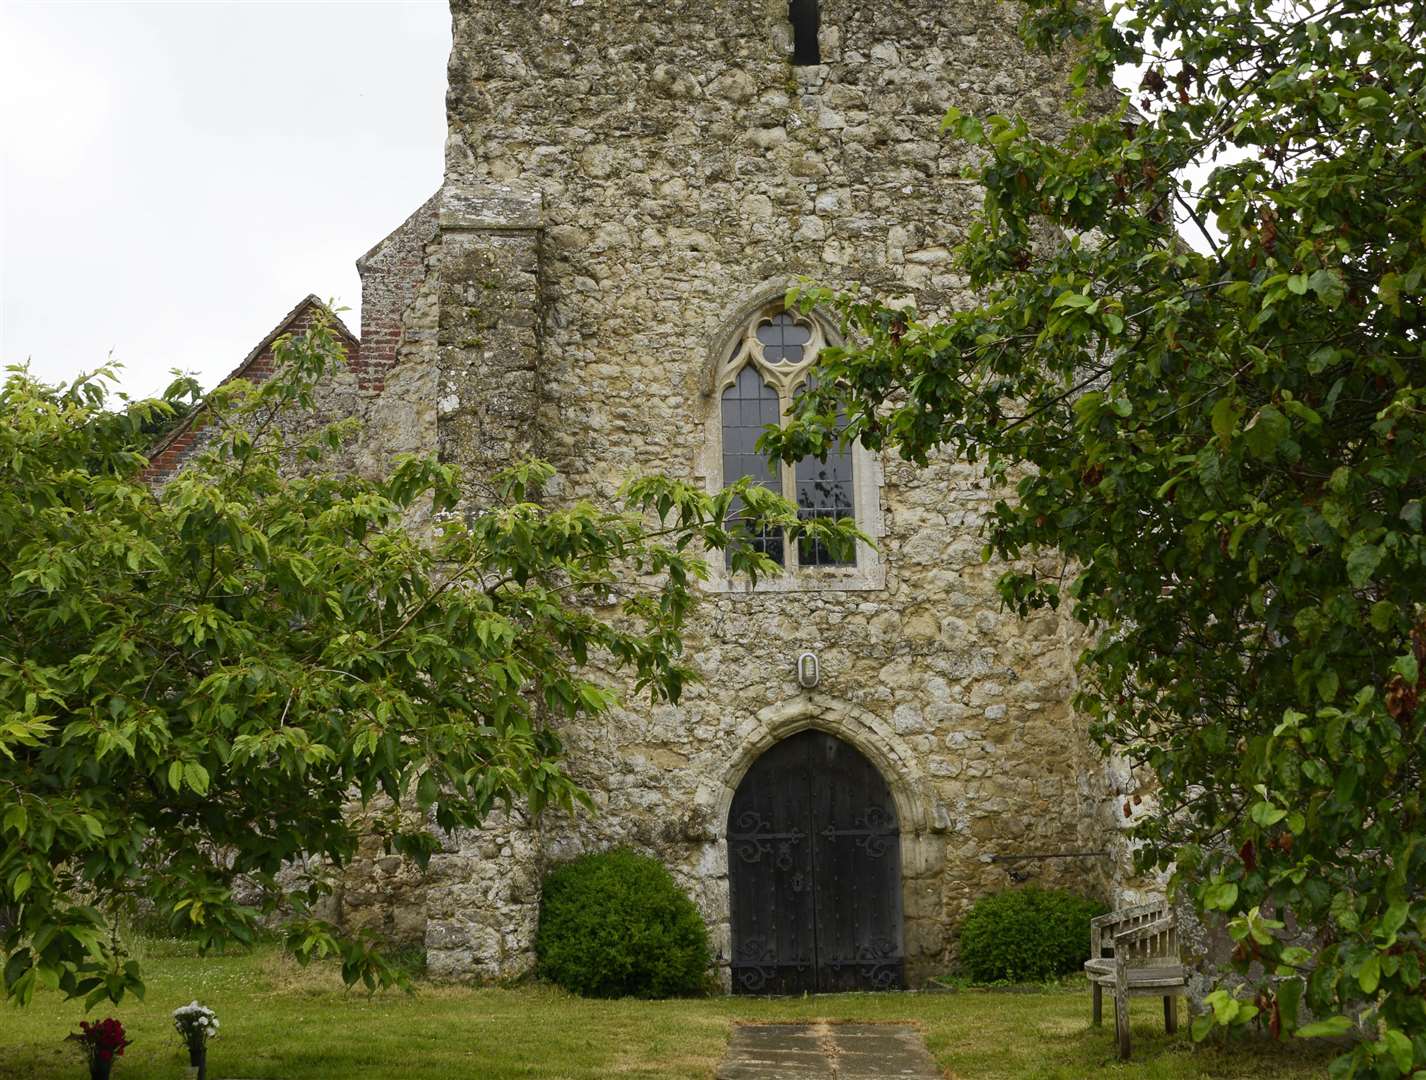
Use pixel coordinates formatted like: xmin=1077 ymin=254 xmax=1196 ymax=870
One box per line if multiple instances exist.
xmin=185 ymin=1043 xmax=207 ymax=1080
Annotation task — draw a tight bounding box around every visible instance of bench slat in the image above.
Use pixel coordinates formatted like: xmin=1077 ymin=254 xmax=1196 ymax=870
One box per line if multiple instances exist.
xmin=1089 ymin=965 xmax=1186 ymax=988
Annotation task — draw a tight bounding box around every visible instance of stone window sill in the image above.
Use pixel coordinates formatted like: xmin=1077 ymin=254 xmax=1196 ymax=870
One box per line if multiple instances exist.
xmin=703 ymin=558 xmax=886 ymax=594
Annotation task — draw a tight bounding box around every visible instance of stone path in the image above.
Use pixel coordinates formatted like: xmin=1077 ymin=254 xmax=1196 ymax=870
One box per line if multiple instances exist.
xmin=715 ymin=1022 xmax=941 ymax=1080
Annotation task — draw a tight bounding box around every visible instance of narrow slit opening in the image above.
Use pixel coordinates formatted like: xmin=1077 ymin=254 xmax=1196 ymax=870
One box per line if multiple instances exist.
xmin=789 ymin=0 xmax=821 ymax=65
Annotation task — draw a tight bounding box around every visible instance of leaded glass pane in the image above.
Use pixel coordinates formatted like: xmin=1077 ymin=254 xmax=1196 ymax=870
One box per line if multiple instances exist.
xmin=756 ymin=312 xmax=813 ymax=364
xmin=721 ymin=365 xmax=784 ymax=566
xmin=794 ymin=414 xmax=856 ymax=567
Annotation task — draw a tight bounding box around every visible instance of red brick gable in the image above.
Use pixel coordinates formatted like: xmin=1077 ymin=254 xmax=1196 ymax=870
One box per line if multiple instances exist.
xmin=143 ymin=295 xmax=359 ymax=484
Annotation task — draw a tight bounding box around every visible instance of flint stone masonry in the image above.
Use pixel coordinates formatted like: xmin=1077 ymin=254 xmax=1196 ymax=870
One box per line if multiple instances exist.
xmin=198 ymin=0 xmax=1136 ymax=985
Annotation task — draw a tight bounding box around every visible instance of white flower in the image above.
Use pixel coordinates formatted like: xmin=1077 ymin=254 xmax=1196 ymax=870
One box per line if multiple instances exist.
xmin=172 ymin=1000 xmax=219 ymax=1042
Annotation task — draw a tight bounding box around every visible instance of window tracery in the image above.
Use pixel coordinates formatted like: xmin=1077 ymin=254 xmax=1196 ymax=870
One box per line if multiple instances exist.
xmin=716 ymin=307 xmax=856 ymax=569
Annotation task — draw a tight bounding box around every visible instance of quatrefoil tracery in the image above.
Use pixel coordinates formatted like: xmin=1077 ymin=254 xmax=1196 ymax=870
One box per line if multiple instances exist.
xmin=720 ymin=308 xmax=827 ymax=397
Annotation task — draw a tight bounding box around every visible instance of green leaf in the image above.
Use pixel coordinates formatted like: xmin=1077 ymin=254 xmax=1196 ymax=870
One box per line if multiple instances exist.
xmin=1244 ymin=405 xmax=1289 ymax=457
xmin=1358 ymin=953 xmax=1381 ymax=993
xmin=1277 ymin=977 xmax=1304 ymax=1028
xmin=1053 ymin=290 xmax=1094 ymax=309
xmin=1296 ymin=1016 xmax=1354 ymax=1038
xmin=1207 ymin=989 xmax=1241 ymax=1024
xmin=1402 ymin=950 xmax=1423 ymax=989
xmin=1381 ymin=1029 xmax=1414 ymax=1073
xmin=1250 ymin=801 xmax=1289 ymax=827
xmin=1391 ymin=652 xmax=1418 ymax=684
xmin=1205 ymin=882 xmax=1239 ymax=911
xmin=1379 ymin=272 xmax=1402 ymax=315
xmin=1346 ymin=543 xmax=1384 ymax=587
xmin=1071 ymin=391 xmax=1105 ymax=423
xmin=1 ymin=804 xmax=26 ymax=837
xmin=183 ymin=762 xmax=209 ymax=796
xmin=416 ymin=769 xmax=439 ymax=809
xmin=1156 ymin=474 xmax=1186 ymax=499
xmin=1332 ymin=890 xmax=1362 ymax=933
xmin=1370 ymin=601 xmax=1397 ymax=632
xmin=1211 ymin=397 xmax=1243 ymax=448
xmin=1381 ymin=902 xmax=1408 ymax=938
xmin=1307 ymin=345 xmax=1341 ymax=373
xmin=1315 ymin=669 xmax=1339 ymax=702
xmin=1307 ymin=268 xmax=1344 ymax=309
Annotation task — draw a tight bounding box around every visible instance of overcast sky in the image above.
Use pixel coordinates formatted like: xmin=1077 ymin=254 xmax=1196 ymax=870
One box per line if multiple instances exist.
xmin=1 ymin=0 xmax=449 ymax=398
xmin=1 ymin=2 xmax=1204 ymax=402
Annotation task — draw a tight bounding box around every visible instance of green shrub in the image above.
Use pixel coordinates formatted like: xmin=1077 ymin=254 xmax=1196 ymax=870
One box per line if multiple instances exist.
xmin=957 ymin=886 xmax=1107 ymax=984
xmin=535 ymin=849 xmax=710 ymax=998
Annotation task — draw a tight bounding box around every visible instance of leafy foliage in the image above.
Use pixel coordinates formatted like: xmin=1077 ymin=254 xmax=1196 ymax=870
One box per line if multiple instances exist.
xmin=0 ymin=320 xmax=853 ymax=1009
xmin=535 ymin=849 xmax=710 ymax=999
xmin=957 ymin=887 xmax=1107 ymax=984
xmin=767 ymin=0 xmax=1426 ymax=1071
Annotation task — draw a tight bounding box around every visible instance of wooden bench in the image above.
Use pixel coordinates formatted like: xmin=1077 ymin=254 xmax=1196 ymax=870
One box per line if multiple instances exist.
xmin=1084 ymin=900 xmax=1188 ymax=1059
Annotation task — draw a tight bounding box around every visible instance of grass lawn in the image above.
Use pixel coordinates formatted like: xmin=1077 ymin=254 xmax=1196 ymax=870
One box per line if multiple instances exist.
xmin=0 ymin=939 xmax=1336 ymax=1079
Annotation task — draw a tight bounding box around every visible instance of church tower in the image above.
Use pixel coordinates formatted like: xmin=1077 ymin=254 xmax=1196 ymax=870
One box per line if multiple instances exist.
xmin=346 ymin=0 xmax=1117 ymax=989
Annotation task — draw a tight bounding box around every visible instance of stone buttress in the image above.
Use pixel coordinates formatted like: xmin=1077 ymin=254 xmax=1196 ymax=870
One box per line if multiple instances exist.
xmin=426 ymin=183 xmax=551 ymax=979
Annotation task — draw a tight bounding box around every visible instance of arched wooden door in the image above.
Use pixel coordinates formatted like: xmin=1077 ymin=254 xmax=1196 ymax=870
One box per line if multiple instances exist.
xmin=727 ymin=730 xmax=904 ymax=994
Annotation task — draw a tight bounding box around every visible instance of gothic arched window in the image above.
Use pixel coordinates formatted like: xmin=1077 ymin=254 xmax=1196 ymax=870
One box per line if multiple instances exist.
xmin=717 ymin=308 xmax=857 ymax=569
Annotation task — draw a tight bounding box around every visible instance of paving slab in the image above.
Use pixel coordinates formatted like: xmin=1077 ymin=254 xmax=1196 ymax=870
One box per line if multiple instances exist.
xmin=716 ymin=1022 xmax=940 ymax=1080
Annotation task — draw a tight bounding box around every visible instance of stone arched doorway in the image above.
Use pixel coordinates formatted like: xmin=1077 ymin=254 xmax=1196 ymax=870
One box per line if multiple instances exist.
xmin=727 ymin=729 xmax=904 ymax=994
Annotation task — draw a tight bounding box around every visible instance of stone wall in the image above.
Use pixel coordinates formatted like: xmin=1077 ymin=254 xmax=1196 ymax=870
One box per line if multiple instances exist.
xmin=370 ymin=0 xmax=1125 ymax=987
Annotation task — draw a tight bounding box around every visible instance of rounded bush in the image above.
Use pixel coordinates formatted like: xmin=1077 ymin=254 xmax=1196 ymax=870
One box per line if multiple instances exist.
xmin=535 ymin=849 xmax=710 ymax=998
xmin=957 ymin=886 xmax=1107 ymax=983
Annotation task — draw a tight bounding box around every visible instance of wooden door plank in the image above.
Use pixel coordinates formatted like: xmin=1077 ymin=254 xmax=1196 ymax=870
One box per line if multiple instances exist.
xmin=728 ymin=734 xmax=817 ymax=994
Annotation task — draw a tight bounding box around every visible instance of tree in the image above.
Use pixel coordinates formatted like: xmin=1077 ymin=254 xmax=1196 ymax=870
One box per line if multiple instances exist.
xmin=768 ymin=0 xmax=1426 ymax=1072
xmin=0 ymin=318 xmax=851 ymax=1007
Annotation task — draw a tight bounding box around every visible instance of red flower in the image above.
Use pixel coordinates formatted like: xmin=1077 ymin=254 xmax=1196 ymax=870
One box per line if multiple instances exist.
xmin=69 ymin=1017 xmax=131 ymax=1063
